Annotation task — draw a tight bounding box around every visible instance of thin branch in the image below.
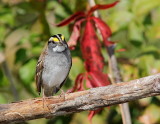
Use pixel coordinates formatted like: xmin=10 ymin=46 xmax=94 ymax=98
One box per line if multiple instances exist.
xmin=87 ymin=0 xmax=132 ymax=123
xmin=0 ymin=74 xmax=160 ymax=123
xmin=88 ymin=0 xmax=100 ymax=18
xmin=107 ymin=45 xmax=132 ymax=124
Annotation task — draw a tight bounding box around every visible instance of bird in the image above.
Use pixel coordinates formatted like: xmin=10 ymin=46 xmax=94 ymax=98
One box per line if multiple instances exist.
xmin=35 ymin=34 xmax=72 ymax=107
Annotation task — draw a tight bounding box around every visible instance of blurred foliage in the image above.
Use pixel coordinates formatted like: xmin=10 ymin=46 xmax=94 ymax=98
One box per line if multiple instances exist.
xmin=0 ymin=0 xmax=160 ymax=124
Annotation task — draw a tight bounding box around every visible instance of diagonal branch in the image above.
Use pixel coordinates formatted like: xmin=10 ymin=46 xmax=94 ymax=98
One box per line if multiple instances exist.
xmin=0 ymin=74 xmax=160 ymax=123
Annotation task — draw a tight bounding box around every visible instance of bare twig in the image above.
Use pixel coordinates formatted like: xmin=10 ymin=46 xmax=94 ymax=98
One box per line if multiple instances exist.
xmin=0 ymin=74 xmax=160 ymax=123
xmin=87 ymin=0 xmax=132 ymax=123
xmin=88 ymin=0 xmax=100 ymax=17
xmin=107 ymin=45 xmax=132 ymax=124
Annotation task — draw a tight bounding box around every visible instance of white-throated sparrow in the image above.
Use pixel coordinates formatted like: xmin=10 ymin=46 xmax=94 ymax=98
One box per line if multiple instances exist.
xmin=36 ymin=34 xmax=72 ymax=103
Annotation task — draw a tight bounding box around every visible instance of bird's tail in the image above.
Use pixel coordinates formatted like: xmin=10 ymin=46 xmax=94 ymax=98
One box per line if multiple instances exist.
xmin=43 ymin=87 xmax=59 ymax=97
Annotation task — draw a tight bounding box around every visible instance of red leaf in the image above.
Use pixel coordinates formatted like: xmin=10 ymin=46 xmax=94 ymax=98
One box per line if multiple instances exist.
xmin=88 ymin=109 xmax=102 ymax=124
xmin=56 ymin=12 xmax=85 ymax=27
xmin=69 ymin=46 xmax=76 ymax=50
xmin=77 ymin=80 xmax=85 ymax=91
xmin=81 ymin=19 xmax=104 ymax=72
xmin=86 ymin=76 xmax=92 ymax=88
xmin=116 ymin=48 xmax=126 ymax=52
xmin=87 ymin=1 xmax=119 ymax=16
xmin=68 ymin=19 xmax=85 ymax=48
xmin=67 ymin=73 xmax=85 ymax=92
xmin=86 ymin=71 xmax=110 ymax=88
xmin=92 ymin=17 xmax=114 ymax=46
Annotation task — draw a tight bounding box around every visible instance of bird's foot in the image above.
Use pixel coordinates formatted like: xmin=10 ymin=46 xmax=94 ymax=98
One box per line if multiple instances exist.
xmin=43 ymin=96 xmax=49 ymax=109
xmin=42 ymin=97 xmax=54 ymax=114
xmin=59 ymin=89 xmax=65 ymax=101
xmin=42 ymin=91 xmax=52 ymax=113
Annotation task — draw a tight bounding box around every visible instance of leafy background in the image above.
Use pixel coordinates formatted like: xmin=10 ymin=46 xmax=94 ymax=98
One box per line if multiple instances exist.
xmin=0 ymin=0 xmax=160 ymax=124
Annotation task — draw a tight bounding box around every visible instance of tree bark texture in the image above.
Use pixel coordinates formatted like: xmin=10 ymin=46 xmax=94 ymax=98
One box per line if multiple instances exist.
xmin=0 ymin=73 xmax=160 ymax=123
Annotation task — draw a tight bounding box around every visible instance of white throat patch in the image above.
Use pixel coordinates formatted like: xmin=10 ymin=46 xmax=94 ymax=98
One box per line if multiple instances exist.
xmin=53 ymin=45 xmax=66 ymax=52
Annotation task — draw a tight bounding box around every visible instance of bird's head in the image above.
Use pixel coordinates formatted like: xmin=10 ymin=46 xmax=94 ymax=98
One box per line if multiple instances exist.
xmin=48 ymin=34 xmax=67 ymax=52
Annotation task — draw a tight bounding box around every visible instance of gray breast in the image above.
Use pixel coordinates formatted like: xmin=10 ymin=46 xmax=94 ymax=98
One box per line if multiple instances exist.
xmin=42 ymin=48 xmax=71 ymax=90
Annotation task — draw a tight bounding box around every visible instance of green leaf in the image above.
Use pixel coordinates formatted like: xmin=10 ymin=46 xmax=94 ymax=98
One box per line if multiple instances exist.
xmin=129 ymin=22 xmax=144 ymax=45
xmin=142 ymin=104 xmax=160 ymax=123
xmin=0 ymin=94 xmax=7 ymax=104
xmin=111 ymin=11 xmax=133 ymax=32
xmin=133 ymin=0 xmax=160 ymax=16
xmin=15 ymin=48 xmax=27 ymax=63
xmin=19 ymin=59 xmax=37 ymax=84
xmin=69 ymin=57 xmax=84 ymax=81
xmin=31 ymin=46 xmax=43 ymax=55
xmin=0 ymin=69 xmax=9 ymax=87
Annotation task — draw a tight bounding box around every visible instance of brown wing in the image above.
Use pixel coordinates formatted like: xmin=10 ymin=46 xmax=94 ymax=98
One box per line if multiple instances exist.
xmin=35 ymin=45 xmax=47 ymax=95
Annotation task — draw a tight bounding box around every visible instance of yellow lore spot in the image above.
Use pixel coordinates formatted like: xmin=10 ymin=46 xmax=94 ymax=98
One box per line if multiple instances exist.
xmin=61 ymin=35 xmax=65 ymax=41
xmin=53 ymin=37 xmax=59 ymax=42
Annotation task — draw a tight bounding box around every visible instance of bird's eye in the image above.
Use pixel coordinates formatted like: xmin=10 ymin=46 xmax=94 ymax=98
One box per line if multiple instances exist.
xmin=48 ymin=41 xmax=52 ymax=44
xmin=48 ymin=37 xmax=56 ymax=44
